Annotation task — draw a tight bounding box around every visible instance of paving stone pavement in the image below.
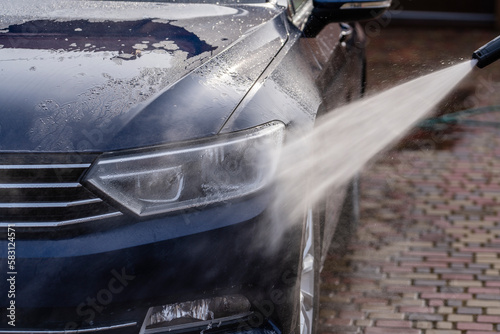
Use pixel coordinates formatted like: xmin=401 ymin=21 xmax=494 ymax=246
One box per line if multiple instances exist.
xmin=319 ymin=112 xmax=500 ymax=334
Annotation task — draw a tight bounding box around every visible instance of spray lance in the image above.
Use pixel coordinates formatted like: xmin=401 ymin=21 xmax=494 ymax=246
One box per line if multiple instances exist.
xmin=472 ymin=35 xmax=500 ymax=68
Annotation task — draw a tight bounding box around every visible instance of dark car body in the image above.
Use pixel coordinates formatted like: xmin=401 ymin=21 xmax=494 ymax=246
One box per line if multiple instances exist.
xmin=0 ymin=0 xmax=373 ymax=333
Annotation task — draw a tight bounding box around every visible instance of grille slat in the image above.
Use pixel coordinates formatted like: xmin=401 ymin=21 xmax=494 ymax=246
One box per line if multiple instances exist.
xmin=0 ymin=156 xmax=122 ymax=227
xmin=0 ymin=198 xmax=102 ymax=208
xmin=0 ymin=164 xmax=91 ymax=169
xmin=0 ymin=182 xmax=81 ymax=188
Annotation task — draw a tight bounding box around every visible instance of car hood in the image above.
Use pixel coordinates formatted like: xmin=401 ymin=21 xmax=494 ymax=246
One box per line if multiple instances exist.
xmin=0 ymin=0 xmax=287 ymax=152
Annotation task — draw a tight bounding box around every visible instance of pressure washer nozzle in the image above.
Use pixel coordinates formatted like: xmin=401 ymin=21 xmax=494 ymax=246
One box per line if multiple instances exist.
xmin=473 ymin=35 xmax=500 ymax=68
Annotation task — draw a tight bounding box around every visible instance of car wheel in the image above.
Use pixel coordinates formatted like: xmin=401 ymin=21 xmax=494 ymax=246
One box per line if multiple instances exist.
xmin=299 ymin=208 xmax=320 ymax=334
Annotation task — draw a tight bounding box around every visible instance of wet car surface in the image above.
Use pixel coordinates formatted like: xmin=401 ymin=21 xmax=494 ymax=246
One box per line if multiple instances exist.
xmin=0 ymin=0 xmax=389 ymax=333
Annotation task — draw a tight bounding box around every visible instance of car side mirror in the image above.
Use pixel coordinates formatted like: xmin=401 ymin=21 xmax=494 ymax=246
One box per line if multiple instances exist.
xmin=304 ymin=0 xmax=392 ymax=37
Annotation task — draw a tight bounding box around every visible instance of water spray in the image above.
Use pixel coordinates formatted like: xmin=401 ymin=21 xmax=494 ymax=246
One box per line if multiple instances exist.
xmin=272 ymin=38 xmax=491 ymax=250
xmin=472 ymin=35 xmax=500 ymax=68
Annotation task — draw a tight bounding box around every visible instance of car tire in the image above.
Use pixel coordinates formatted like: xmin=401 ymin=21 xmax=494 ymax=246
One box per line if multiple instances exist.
xmin=298 ymin=175 xmax=359 ymax=334
xmin=299 ymin=208 xmax=321 ymax=334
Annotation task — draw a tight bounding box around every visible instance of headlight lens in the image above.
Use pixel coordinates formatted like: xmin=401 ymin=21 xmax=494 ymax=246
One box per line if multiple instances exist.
xmin=83 ymin=121 xmax=285 ymax=217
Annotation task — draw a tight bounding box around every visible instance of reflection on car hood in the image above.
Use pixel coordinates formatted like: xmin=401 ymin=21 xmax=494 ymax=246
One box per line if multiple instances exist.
xmin=0 ymin=0 xmax=286 ymax=152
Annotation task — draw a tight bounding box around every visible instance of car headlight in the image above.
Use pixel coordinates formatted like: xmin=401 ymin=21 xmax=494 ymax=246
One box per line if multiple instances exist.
xmin=83 ymin=121 xmax=285 ymax=217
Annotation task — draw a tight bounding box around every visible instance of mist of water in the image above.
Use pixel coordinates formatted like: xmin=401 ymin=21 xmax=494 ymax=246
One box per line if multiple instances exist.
xmin=273 ymin=60 xmax=476 ymax=229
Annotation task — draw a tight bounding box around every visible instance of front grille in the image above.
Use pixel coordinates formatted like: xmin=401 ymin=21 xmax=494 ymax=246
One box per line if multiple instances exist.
xmin=0 ymin=154 xmax=122 ymax=227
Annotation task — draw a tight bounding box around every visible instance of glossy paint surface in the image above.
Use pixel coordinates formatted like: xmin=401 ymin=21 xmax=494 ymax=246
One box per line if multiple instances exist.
xmin=0 ymin=1 xmax=283 ymax=151
xmin=0 ymin=0 xmax=365 ymax=332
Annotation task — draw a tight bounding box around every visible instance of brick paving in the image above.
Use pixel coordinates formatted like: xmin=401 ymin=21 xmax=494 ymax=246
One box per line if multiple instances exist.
xmin=319 ymin=114 xmax=500 ymax=334
xmin=365 ymin=26 xmax=500 ymax=111
xmin=317 ymin=25 xmax=500 ymax=334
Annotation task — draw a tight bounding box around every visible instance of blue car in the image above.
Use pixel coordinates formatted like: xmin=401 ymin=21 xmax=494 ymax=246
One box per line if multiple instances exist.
xmin=0 ymin=0 xmax=390 ymax=333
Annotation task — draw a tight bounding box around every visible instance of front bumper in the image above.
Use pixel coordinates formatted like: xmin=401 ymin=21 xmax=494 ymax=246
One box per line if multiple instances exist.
xmin=0 ymin=192 xmax=302 ymax=333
